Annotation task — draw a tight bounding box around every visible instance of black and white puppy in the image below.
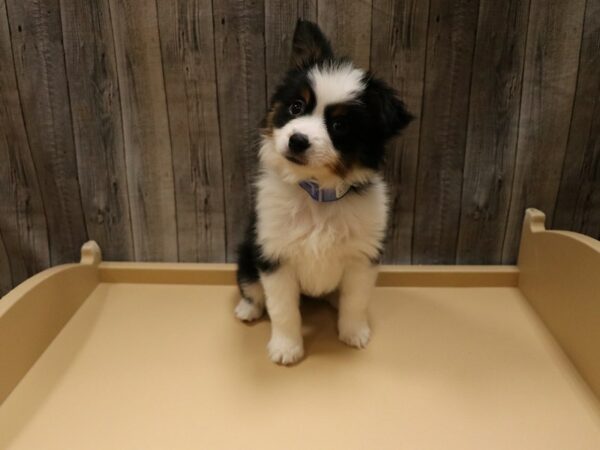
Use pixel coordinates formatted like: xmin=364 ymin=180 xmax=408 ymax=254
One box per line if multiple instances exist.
xmin=236 ymin=20 xmax=412 ymax=364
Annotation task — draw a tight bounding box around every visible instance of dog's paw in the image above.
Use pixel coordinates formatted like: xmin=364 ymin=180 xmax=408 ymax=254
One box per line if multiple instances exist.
xmin=268 ymin=335 xmax=304 ymax=365
xmin=234 ymin=299 xmax=264 ymax=322
xmin=339 ymin=321 xmax=371 ymax=349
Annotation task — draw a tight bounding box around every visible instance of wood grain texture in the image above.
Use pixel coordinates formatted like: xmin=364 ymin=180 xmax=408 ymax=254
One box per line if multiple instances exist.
xmin=213 ymin=0 xmax=267 ymax=260
xmin=108 ymin=0 xmax=178 ymax=261
xmin=554 ymin=0 xmax=600 ymax=241
xmin=502 ymin=0 xmax=587 ymax=263
xmin=317 ymin=0 xmax=372 ymax=69
xmin=0 ymin=230 xmax=11 ymax=296
xmin=60 ymin=0 xmax=134 ymax=262
xmin=370 ymin=0 xmax=430 ymax=263
xmin=156 ymin=0 xmax=227 ymax=262
xmin=264 ymin=0 xmax=316 ymax=99
xmin=412 ymin=0 xmax=480 ymax=264
xmin=2 ymin=1 xmax=600 ymax=294
xmin=0 ymin=114 xmax=49 ymax=288
xmin=456 ymin=0 xmax=530 ymax=264
xmin=0 ymin=0 xmax=50 ymax=288
xmin=6 ymin=0 xmax=87 ymax=265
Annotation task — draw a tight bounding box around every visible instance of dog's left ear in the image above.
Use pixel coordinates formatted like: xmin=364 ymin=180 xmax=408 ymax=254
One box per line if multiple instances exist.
xmin=364 ymin=77 xmax=413 ymax=140
xmin=290 ymin=20 xmax=333 ymax=69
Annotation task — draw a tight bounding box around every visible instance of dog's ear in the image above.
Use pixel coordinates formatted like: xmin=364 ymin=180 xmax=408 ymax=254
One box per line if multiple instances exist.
xmin=364 ymin=76 xmax=413 ymax=140
xmin=290 ymin=20 xmax=333 ymax=69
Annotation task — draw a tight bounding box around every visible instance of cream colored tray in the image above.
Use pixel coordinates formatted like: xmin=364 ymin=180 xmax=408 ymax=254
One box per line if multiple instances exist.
xmin=1 ymin=209 xmax=599 ymax=450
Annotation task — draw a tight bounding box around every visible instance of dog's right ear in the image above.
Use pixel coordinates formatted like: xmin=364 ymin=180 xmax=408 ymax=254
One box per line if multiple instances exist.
xmin=290 ymin=20 xmax=333 ymax=70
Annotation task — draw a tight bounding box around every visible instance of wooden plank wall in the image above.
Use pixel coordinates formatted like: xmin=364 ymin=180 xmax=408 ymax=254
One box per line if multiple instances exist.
xmin=0 ymin=0 xmax=598 ymax=294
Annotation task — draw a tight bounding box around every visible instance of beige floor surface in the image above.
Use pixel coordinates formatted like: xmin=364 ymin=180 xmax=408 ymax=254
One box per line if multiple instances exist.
xmin=1 ymin=283 xmax=599 ymax=450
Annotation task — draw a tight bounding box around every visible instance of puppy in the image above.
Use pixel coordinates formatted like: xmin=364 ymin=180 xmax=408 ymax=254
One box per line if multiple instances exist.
xmin=235 ymin=20 xmax=412 ymax=364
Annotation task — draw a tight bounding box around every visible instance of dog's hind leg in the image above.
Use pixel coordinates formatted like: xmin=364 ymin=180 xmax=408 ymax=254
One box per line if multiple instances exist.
xmin=235 ymin=219 xmax=267 ymax=322
xmin=235 ymin=280 xmax=266 ymax=321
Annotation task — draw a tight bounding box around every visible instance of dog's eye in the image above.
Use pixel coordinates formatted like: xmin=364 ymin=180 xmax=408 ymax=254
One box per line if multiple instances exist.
xmin=331 ymin=119 xmax=347 ymax=134
xmin=289 ymin=100 xmax=305 ymax=116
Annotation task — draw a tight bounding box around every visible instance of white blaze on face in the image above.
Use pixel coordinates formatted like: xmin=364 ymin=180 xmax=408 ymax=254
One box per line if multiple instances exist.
xmin=308 ymin=62 xmax=366 ymax=114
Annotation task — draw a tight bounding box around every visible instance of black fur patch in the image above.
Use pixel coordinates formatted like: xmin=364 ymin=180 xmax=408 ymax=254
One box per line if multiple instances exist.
xmin=323 ymin=100 xmax=373 ymax=170
xmin=236 ymin=211 xmax=279 ymax=286
xmin=291 ymin=20 xmax=333 ymax=69
xmin=361 ymin=76 xmax=414 ymax=141
xmin=270 ymin=73 xmax=316 ymax=129
xmin=316 ymin=74 xmax=413 ymax=172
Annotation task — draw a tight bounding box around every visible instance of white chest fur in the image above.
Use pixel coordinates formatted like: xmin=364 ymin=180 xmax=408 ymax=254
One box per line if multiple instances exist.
xmin=255 ymin=171 xmax=388 ymax=296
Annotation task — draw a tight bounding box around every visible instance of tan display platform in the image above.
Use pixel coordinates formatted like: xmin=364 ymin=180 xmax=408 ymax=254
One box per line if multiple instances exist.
xmin=1 ymin=209 xmax=599 ymax=449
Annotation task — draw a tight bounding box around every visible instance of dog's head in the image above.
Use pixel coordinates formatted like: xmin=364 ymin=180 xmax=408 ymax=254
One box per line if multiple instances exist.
xmin=260 ymin=20 xmax=412 ymax=187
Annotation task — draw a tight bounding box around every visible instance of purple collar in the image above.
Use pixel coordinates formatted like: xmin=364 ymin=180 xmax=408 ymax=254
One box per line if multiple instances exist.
xmin=298 ymin=180 xmax=354 ymax=202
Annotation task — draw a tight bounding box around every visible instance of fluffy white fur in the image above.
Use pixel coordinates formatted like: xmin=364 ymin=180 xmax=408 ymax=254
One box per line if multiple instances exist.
xmin=234 ymin=282 xmax=265 ymax=321
xmin=248 ymin=165 xmax=387 ymax=364
xmin=309 ymin=63 xmax=366 ymax=114
xmin=273 ymin=115 xmax=340 ymax=171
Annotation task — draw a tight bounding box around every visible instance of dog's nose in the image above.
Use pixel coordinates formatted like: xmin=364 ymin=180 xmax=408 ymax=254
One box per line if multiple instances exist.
xmin=288 ymin=133 xmax=310 ymax=153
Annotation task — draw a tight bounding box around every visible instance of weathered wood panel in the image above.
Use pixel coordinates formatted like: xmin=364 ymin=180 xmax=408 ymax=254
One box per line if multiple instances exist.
xmin=264 ymin=0 xmax=316 ymax=99
xmin=456 ymin=0 xmax=530 ymax=264
xmin=0 ymin=0 xmax=50 ymax=289
xmin=371 ymin=0 xmax=429 ymax=263
xmin=156 ymin=0 xmax=227 ymax=262
xmin=502 ymin=0 xmax=586 ymax=263
xmin=554 ymin=0 xmax=600 ymax=240
xmin=0 ymin=0 xmax=599 ymax=295
xmin=60 ymin=0 xmax=134 ymax=261
xmin=213 ymin=0 xmax=267 ymax=260
xmin=317 ymin=0 xmax=372 ymax=69
xmin=0 ymin=231 xmax=11 ymax=295
xmin=412 ymin=0 xmax=480 ymax=264
xmin=108 ymin=0 xmax=178 ymax=261
xmin=6 ymin=0 xmax=87 ymax=265
xmin=0 ymin=126 xmax=49 ymax=287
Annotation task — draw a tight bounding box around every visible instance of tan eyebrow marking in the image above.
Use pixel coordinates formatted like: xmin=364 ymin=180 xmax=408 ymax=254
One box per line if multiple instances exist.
xmin=300 ymin=87 xmax=311 ymax=103
xmin=260 ymin=101 xmax=281 ymax=137
xmin=327 ymin=159 xmax=351 ymax=178
xmin=329 ymin=104 xmax=348 ymax=117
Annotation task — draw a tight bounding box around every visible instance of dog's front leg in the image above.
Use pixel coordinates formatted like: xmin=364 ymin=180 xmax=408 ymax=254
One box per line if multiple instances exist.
xmin=261 ymin=266 xmax=303 ymax=364
xmin=338 ymin=262 xmax=378 ymax=348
